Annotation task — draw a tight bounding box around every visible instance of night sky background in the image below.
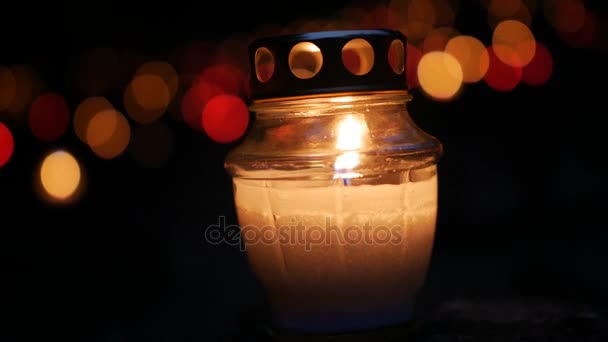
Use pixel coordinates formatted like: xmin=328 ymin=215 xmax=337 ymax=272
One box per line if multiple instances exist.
xmin=1 ymin=0 xmax=607 ymax=340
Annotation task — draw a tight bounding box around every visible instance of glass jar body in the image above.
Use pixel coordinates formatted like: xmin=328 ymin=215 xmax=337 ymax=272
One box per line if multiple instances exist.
xmin=225 ymin=92 xmax=442 ymax=334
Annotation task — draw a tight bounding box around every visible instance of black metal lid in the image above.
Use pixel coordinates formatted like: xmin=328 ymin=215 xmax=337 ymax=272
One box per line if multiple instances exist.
xmin=248 ymin=29 xmax=408 ymax=102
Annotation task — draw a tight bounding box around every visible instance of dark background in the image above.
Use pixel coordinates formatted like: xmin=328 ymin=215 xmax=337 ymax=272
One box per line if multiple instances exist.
xmin=1 ymin=0 xmax=607 ymax=340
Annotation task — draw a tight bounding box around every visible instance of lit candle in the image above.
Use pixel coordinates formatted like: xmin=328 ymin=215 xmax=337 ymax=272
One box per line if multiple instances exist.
xmin=234 ymin=168 xmax=437 ymax=332
xmin=232 ymin=114 xmax=438 ymax=332
xmin=225 ymin=29 xmax=442 ymax=334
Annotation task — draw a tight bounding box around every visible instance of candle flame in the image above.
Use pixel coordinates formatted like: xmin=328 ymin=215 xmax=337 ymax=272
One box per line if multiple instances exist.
xmin=336 ymin=114 xmax=365 ymax=151
xmin=334 ymin=114 xmax=366 ymax=180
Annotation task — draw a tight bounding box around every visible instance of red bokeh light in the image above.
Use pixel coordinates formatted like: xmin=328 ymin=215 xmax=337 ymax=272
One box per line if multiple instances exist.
xmin=483 ymin=46 xmax=523 ymax=92
xmin=198 ymin=63 xmax=248 ymax=97
xmin=0 ymin=122 xmax=14 ymax=167
xmin=181 ymin=81 xmax=226 ymax=131
xmin=28 ymin=93 xmax=70 ymax=142
xmin=522 ymin=42 xmax=554 ymax=86
xmin=406 ymin=43 xmax=422 ymax=89
xmin=202 ymin=94 xmax=249 ymax=144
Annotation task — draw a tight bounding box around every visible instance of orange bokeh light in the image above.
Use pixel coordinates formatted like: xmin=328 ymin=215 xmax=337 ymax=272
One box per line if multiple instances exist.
xmin=4 ymin=65 xmax=42 ymax=120
xmin=445 ymin=35 xmax=490 ymax=83
xmin=124 ymin=74 xmax=170 ymax=124
xmin=492 ymin=20 xmax=536 ymax=67
xmin=86 ymin=110 xmax=131 ymax=159
xmin=135 ymin=61 xmax=179 ymax=100
xmin=74 ymin=97 xmax=114 ymax=144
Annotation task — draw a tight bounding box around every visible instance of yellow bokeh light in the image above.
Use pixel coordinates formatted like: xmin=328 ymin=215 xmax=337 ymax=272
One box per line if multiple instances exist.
xmin=87 ymin=110 xmax=131 ymax=159
xmin=492 ymin=19 xmax=536 ymax=67
xmin=124 ymin=74 xmax=170 ymax=124
xmin=417 ymin=51 xmax=463 ymax=101
xmin=73 ymin=97 xmax=114 ymax=144
xmin=40 ymin=150 xmax=81 ymax=201
xmin=445 ymin=35 xmax=490 ymax=83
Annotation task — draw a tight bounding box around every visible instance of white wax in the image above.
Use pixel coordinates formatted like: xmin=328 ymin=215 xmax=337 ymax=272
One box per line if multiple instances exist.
xmin=233 ymin=167 xmax=438 ymax=333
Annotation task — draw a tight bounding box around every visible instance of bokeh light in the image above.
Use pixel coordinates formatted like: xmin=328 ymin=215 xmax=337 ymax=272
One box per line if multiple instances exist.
xmin=74 ymin=97 xmax=114 ymax=144
xmin=166 ymin=73 xmax=196 ymax=122
xmin=129 ymin=122 xmax=174 ymax=168
xmin=126 ymin=60 xmax=180 ymax=124
xmin=406 ymin=0 xmax=437 ymax=43
xmin=4 ymin=65 xmax=42 ymax=119
xmin=0 ymin=66 xmax=16 ymax=112
xmin=199 ymin=63 xmax=248 ymax=97
xmin=522 ymin=42 xmax=553 ymax=86
xmin=202 ymin=94 xmax=249 ymax=143
xmin=558 ymin=8 xmax=597 ymax=49
xmin=483 ymin=46 xmax=523 ymax=91
xmin=492 ymin=20 xmax=536 ymax=67
xmin=488 ymin=0 xmax=522 ymax=18
xmin=422 ymin=26 xmax=460 ymax=53
xmin=0 ymin=122 xmax=14 ymax=168
xmin=135 ymin=61 xmax=179 ymax=100
xmin=445 ymin=35 xmax=490 ymax=83
xmin=28 ymin=93 xmax=70 ymax=142
xmin=433 ymin=0 xmax=458 ymax=27
xmin=544 ymin=0 xmax=586 ymax=34
xmin=39 ymin=150 xmax=82 ymax=201
xmin=417 ymin=51 xmax=463 ymax=100
xmin=181 ymin=81 xmax=225 ymax=131
xmin=124 ymin=74 xmax=170 ymax=124
xmin=487 ymin=0 xmax=532 ymax=29
xmin=86 ymin=109 xmax=131 ymax=159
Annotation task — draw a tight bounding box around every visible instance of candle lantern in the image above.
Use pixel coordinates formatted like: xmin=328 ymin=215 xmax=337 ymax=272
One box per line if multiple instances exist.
xmin=225 ymin=30 xmax=442 ymax=335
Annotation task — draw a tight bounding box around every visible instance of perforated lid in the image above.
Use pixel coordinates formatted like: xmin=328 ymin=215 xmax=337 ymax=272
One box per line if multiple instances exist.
xmin=248 ymin=29 xmax=408 ymax=102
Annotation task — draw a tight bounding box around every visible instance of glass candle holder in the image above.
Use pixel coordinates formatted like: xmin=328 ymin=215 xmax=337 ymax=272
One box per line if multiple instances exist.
xmin=225 ymin=30 xmax=442 ymax=335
